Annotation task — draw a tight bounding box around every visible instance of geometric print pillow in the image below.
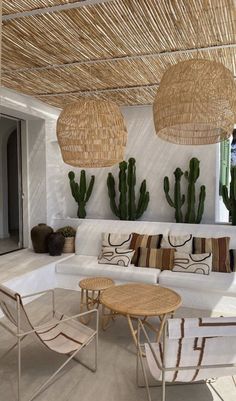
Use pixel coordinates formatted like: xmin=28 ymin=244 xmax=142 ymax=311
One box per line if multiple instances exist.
xmin=193 ymin=237 xmax=231 ymax=273
xmin=102 ymin=232 xmax=132 ymax=249
xmin=98 ymin=247 xmax=135 ymax=267
xmin=173 ymin=252 xmax=212 ymax=275
xmin=161 ymin=234 xmax=193 ymax=254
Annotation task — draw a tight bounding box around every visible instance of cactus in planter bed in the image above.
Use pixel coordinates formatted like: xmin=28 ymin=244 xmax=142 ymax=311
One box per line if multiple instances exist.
xmin=222 ymin=166 xmax=236 ymax=225
xmin=68 ymin=170 xmax=95 ymax=218
xmin=107 ymin=158 xmax=149 ymax=220
xmin=184 ymin=158 xmax=206 ymax=224
xmin=163 ymin=168 xmax=185 ymax=223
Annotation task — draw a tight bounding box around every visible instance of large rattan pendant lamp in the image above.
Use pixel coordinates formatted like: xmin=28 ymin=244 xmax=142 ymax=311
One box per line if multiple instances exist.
xmin=57 ymin=98 xmax=127 ymax=167
xmin=153 ymin=58 xmax=236 ymax=145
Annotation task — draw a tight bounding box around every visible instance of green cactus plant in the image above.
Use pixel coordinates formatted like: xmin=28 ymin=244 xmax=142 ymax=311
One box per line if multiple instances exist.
xmin=68 ymin=170 xmax=95 ymax=218
xmin=163 ymin=157 xmax=206 ymax=224
xmin=222 ymin=166 xmax=236 ymax=225
xmin=184 ymin=158 xmax=206 ymax=224
xmin=107 ymin=158 xmax=149 ymax=220
xmin=163 ymin=168 xmax=185 ymax=223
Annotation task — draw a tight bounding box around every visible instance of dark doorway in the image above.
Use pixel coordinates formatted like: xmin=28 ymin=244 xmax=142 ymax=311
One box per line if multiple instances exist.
xmin=0 ymin=116 xmax=23 ymax=255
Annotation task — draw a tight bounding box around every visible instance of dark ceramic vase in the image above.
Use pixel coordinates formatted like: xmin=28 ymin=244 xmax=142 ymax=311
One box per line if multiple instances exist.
xmin=48 ymin=232 xmax=65 ymax=256
xmin=31 ymin=223 xmax=53 ymax=253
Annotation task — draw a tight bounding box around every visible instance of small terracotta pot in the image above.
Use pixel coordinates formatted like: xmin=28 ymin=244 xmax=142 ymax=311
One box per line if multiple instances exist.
xmin=31 ymin=223 xmax=53 ymax=253
xmin=63 ymin=237 xmax=75 ymax=253
xmin=48 ymin=233 xmax=65 ymax=256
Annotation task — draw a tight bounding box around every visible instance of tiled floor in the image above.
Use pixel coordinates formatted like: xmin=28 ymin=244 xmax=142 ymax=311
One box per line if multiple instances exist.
xmin=0 ymin=288 xmax=235 ymax=401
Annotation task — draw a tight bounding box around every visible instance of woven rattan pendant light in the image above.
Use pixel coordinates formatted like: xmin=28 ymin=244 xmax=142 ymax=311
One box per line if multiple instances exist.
xmin=57 ymin=99 xmax=127 ymax=167
xmin=153 ymin=59 xmax=236 ymax=145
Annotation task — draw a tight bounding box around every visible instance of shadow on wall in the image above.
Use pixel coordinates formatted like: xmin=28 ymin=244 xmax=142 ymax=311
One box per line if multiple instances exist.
xmin=47 ymin=106 xmax=218 ymax=224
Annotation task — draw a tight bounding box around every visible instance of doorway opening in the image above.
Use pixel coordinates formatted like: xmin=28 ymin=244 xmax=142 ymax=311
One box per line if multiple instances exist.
xmin=0 ymin=115 xmax=23 ymax=255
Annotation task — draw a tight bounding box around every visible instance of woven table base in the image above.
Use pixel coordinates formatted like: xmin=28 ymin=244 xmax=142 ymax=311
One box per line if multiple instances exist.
xmin=79 ymin=277 xmax=115 ymax=325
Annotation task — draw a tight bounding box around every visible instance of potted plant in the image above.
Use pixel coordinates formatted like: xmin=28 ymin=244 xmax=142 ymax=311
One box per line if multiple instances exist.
xmin=56 ymin=226 xmax=76 ymax=253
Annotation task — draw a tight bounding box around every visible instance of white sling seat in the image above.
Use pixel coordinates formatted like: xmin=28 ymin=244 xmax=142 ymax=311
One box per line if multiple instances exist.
xmin=138 ymin=316 xmax=236 ymax=401
xmin=0 ymin=284 xmax=98 ymax=401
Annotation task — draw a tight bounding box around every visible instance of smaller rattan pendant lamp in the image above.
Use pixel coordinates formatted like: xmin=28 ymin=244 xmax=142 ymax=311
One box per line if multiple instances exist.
xmin=57 ymin=98 xmax=127 ymax=167
xmin=153 ymin=59 xmax=236 ymax=145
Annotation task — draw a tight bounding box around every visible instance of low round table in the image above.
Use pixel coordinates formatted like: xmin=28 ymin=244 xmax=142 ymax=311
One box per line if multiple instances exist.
xmin=100 ymin=283 xmax=182 ymax=346
xmin=79 ymin=276 xmax=115 ymax=324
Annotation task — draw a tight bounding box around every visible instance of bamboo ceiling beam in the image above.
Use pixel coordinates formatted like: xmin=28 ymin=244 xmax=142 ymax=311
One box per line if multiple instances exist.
xmin=36 ymin=83 xmax=160 ymax=97
xmin=2 ymin=0 xmax=115 ymax=21
xmin=34 ymin=71 xmax=236 ymax=98
xmin=2 ymin=42 xmax=236 ymax=75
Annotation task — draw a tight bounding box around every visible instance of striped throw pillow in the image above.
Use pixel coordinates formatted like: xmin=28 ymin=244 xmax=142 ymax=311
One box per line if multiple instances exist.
xmin=193 ymin=237 xmax=231 ymax=273
xmin=130 ymin=233 xmax=162 ymax=264
xmin=135 ymin=247 xmax=175 ymax=270
xmin=229 ymin=249 xmax=236 ymax=272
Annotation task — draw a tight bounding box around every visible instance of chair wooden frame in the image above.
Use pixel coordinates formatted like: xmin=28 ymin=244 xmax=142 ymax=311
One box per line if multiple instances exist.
xmin=137 ymin=318 xmax=236 ymax=401
xmin=0 ymin=288 xmax=99 ymax=401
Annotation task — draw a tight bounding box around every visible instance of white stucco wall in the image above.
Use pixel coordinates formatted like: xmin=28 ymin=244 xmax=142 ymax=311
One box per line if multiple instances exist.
xmin=0 ymin=88 xmax=222 ymax=230
xmin=46 ymin=105 xmax=218 ymax=225
xmin=1 ymin=87 xmax=60 ymax=244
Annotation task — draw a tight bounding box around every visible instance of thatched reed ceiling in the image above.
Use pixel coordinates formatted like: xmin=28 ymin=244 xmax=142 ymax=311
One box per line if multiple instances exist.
xmin=1 ymin=0 xmax=236 ymax=108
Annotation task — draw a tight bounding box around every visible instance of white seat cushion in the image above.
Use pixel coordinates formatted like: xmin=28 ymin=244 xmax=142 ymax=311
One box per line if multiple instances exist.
xmin=159 ymin=270 xmax=236 ymax=295
xmin=56 ymin=255 xmax=160 ymax=284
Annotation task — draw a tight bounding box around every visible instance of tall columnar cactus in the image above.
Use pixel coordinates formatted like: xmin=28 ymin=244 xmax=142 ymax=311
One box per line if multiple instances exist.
xmin=163 ymin=168 xmax=185 ymax=223
xmin=222 ymin=166 xmax=236 ymax=225
xmin=68 ymin=170 xmax=95 ymax=218
xmin=184 ymin=158 xmax=206 ymax=224
xmin=163 ymin=158 xmax=206 ymax=224
xmin=107 ymin=158 xmax=149 ymax=220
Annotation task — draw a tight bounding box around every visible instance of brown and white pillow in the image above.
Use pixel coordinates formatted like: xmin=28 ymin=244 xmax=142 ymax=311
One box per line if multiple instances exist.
xmin=102 ymin=233 xmax=132 ymax=249
xmin=193 ymin=237 xmax=231 ymax=273
xmin=98 ymin=247 xmax=135 ymax=267
xmin=229 ymin=249 xmax=236 ymax=272
xmin=173 ymin=252 xmax=212 ymax=275
xmin=136 ymin=247 xmax=175 ymax=270
xmin=130 ymin=233 xmax=162 ymax=264
xmin=161 ymin=234 xmax=193 ymax=254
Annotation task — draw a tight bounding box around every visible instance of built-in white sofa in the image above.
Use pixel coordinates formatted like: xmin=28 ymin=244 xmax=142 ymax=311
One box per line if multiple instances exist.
xmin=54 ymin=218 xmax=236 ymax=314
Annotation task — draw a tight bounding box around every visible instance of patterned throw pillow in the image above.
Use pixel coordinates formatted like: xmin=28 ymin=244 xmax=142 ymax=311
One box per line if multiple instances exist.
xmin=193 ymin=237 xmax=231 ymax=273
xmin=98 ymin=247 xmax=135 ymax=267
xmin=130 ymin=233 xmax=162 ymax=264
xmin=161 ymin=234 xmax=193 ymax=253
xmin=136 ymin=247 xmax=175 ymax=270
xmin=102 ymin=233 xmax=132 ymax=249
xmin=229 ymin=249 xmax=236 ymax=272
xmin=173 ymin=252 xmax=212 ymax=275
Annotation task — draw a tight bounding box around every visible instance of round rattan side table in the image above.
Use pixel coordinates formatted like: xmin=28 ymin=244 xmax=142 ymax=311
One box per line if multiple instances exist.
xmin=79 ymin=276 xmax=115 ymax=324
xmin=100 ymin=283 xmax=182 ymax=346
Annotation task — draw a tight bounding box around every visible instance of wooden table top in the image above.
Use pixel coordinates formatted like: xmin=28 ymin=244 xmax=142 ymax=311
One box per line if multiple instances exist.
xmin=79 ymin=276 xmax=115 ymax=291
xmin=100 ymin=283 xmax=182 ymax=316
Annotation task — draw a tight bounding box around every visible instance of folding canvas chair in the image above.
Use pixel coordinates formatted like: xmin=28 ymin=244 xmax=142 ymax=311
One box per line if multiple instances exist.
xmin=0 ymin=284 xmax=98 ymax=401
xmin=137 ymin=316 xmax=236 ymax=401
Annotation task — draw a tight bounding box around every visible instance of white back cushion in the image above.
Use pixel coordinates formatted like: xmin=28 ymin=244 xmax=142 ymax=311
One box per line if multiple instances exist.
xmin=75 ymin=220 xmax=170 ymax=256
xmin=74 ymin=219 xmax=236 ymax=256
